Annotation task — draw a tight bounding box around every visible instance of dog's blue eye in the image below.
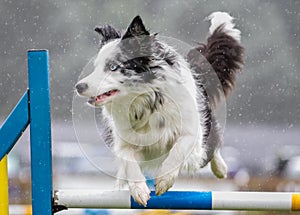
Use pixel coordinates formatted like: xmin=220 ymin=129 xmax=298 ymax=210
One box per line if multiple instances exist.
xmin=109 ymin=64 xmax=118 ymax=71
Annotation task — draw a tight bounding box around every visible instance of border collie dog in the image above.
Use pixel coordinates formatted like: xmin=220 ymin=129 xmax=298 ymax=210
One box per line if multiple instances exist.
xmin=76 ymin=12 xmax=244 ymax=206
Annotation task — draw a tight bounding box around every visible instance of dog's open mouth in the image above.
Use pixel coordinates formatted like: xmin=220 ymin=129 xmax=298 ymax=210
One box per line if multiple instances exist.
xmin=88 ymin=89 xmax=120 ymax=105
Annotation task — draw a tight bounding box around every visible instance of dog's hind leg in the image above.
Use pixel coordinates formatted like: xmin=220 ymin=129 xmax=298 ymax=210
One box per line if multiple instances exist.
xmin=210 ymin=149 xmax=227 ymax=178
xmin=202 ymin=110 xmax=227 ymax=178
xmin=195 ymin=113 xmax=228 ymax=178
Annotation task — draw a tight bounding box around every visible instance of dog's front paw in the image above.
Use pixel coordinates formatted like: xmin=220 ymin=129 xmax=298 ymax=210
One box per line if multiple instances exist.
xmin=129 ymin=181 xmax=151 ymax=207
xmin=155 ymin=173 xmax=175 ymax=196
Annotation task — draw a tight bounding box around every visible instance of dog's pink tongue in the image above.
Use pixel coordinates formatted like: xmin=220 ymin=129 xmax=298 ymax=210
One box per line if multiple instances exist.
xmin=95 ymin=90 xmax=119 ymax=103
xmin=96 ymin=94 xmax=107 ymax=103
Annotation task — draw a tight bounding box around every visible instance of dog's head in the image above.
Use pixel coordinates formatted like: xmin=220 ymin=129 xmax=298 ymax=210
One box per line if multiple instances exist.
xmin=75 ymin=16 xmax=176 ymax=107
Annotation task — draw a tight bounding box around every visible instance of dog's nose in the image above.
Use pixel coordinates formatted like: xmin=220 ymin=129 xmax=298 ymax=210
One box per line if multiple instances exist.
xmin=75 ymin=83 xmax=88 ymax=94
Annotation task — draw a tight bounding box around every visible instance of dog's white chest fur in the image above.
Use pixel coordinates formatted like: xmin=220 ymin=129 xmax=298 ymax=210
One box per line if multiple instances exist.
xmin=102 ymin=68 xmax=203 ymax=173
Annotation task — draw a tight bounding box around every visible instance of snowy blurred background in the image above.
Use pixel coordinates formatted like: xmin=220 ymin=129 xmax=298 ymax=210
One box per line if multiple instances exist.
xmin=0 ymin=0 xmax=299 ymax=214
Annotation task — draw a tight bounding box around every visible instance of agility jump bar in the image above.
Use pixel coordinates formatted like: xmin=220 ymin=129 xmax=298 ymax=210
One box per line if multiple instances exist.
xmin=54 ymin=190 xmax=300 ymax=211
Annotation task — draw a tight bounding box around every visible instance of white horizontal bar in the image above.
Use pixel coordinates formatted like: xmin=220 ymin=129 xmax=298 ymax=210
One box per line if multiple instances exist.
xmin=54 ymin=190 xmax=131 ymax=209
xmin=54 ymin=190 xmax=300 ymax=211
xmin=9 ymin=205 xmax=31 ymax=214
xmin=212 ymin=192 xmax=292 ymax=210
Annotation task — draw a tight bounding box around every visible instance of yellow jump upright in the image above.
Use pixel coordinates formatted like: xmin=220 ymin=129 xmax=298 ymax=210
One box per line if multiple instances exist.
xmin=0 ymin=155 xmax=8 ymax=215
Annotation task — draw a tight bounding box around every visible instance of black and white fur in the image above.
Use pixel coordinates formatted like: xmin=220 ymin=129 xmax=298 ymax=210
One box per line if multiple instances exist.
xmin=75 ymin=12 xmax=244 ymax=206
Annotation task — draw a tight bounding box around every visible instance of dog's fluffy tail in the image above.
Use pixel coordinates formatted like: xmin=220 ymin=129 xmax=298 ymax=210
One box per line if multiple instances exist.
xmin=187 ymin=11 xmax=244 ymax=105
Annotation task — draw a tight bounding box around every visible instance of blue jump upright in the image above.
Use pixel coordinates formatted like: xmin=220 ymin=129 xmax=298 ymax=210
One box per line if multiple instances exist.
xmin=28 ymin=50 xmax=53 ymax=215
xmin=0 ymin=50 xmax=52 ymax=215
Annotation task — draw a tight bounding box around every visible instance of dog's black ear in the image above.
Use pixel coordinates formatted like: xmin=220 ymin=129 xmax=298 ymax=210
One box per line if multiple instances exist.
xmin=95 ymin=25 xmax=120 ymax=44
xmin=122 ymin=16 xmax=150 ymax=40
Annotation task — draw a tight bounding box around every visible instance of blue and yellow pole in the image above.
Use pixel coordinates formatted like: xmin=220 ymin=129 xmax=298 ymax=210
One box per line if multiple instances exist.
xmin=0 ymin=155 xmax=9 ymax=215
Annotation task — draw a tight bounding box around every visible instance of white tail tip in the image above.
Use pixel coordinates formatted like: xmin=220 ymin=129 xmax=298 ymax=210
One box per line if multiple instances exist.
xmin=207 ymin=11 xmax=241 ymax=42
